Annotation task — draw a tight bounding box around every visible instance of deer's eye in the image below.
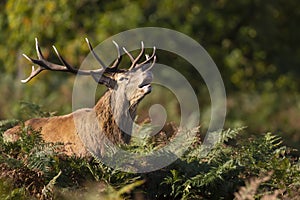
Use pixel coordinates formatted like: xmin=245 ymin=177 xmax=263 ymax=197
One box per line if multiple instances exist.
xmin=118 ymin=77 xmax=128 ymax=81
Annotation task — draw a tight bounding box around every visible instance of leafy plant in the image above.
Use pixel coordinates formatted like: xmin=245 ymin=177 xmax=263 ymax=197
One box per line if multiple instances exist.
xmin=1 ymin=110 xmax=299 ymax=199
xmin=161 ymin=129 xmax=300 ymax=199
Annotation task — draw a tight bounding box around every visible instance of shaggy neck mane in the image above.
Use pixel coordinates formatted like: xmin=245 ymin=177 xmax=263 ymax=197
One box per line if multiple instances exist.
xmin=93 ymin=90 xmax=137 ymax=144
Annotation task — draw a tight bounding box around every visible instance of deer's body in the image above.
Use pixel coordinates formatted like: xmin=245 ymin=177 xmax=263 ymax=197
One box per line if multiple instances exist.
xmin=5 ymin=90 xmax=135 ymax=156
xmin=3 ymin=38 xmax=156 ymax=157
xmin=5 ymin=111 xmax=87 ymax=155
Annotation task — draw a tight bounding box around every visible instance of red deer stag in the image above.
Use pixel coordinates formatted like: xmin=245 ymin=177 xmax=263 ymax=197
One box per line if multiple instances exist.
xmin=3 ymin=38 xmax=156 ymax=157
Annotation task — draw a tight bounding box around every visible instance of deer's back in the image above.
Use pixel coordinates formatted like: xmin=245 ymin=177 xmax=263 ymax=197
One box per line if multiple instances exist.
xmin=3 ymin=110 xmax=90 ymax=157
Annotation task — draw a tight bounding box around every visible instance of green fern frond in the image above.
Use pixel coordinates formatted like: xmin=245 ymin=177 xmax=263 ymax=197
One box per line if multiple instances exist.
xmin=264 ymin=132 xmax=283 ymax=147
xmin=26 ymin=142 xmax=61 ymax=174
xmin=186 ymin=127 xmax=244 ymax=162
xmin=41 ymin=170 xmax=62 ymax=200
xmin=184 ymin=159 xmax=236 ymax=189
xmin=19 ymin=101 xmax=56 ymax=118
xmin=219 ymin=127 xmax=245 ymax=143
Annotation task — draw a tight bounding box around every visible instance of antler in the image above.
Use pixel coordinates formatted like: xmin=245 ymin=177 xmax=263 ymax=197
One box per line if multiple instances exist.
xmin=21 ymin=38 xmax=121 ymax=83
xmin=122 ymin=42 xmax=156 ymax=71
xmin=22 ymin=38 xmax=156 ymax=88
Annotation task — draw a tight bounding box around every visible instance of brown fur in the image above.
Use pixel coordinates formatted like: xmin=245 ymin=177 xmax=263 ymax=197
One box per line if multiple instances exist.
xmin=3 ymin=90 xmax=137 ymax=157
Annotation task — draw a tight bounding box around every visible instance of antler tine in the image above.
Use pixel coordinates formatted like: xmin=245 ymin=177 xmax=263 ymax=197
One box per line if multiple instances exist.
xmin=145 ymin=55 xmax=156 ymax=71
xmin=85 ymin=38 xmax=107 ymax=69
xmin=21 ymin=39 xmax=69 ymax=83
xmin=22 ymin=53 xmax=35 ymax=63
xmin=21 ymin=65 xmax=44 ymax=83
xmin=52 ymin=45 xmax=89 ymax=75
xmin=136 ymin=46 xmax=156 ymax=68
xmin=122 ymin=46 xmax=134 ymax=62
xmin=112 ymin=41 xmax=121 ymax=58
xmin=110 ymin=40 xmax=122 ymax=70
xmin=129 ymin=41 xmax=145 ymax=70
xmin=35 ymin=38 xmax=45 ymax=59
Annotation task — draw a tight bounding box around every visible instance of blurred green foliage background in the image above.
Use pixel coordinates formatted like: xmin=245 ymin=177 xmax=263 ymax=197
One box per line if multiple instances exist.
xmin=0 ymin=0 xmax=300 ymax=149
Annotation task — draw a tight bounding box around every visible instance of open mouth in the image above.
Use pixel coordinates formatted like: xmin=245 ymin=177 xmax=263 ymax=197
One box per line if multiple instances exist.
xmin=139 ymin=83 xmax=151 ymax=88
xmin=139 ymin=74 xmax=153 ymax=89
xmin=140 ymin=84 xmax=152 ymax=94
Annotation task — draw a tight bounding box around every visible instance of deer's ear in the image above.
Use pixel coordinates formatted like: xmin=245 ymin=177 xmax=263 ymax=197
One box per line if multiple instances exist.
xmin=91 ymin=72 xmax=117 ymax=89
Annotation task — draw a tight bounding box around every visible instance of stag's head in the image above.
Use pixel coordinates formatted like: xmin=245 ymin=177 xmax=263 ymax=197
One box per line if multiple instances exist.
xmin=90 ymin=41 xmax=156 ymax=107
xmin=112 ymin=67 xmax=153 ymax=106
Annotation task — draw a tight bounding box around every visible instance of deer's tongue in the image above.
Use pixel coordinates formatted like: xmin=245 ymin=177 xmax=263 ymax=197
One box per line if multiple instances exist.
xmin=141 ymin=84 xmax=152 ymax=94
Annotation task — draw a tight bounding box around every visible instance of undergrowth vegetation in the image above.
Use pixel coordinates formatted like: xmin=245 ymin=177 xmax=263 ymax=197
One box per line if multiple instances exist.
xmin=0 ymin=107 xmax=299 ymax=199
